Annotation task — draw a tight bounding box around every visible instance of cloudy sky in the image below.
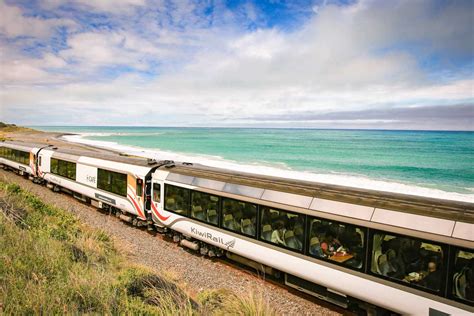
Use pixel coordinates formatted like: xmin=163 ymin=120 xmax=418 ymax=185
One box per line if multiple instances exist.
xmin=0 ymin=0 xmax=473 ymax=130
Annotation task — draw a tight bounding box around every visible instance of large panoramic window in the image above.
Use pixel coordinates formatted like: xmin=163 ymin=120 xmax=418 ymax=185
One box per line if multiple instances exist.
xmin=0 ymin=148 xmax=29 ymax=165
xmin=371 ymin=232 xmax=446 ymax=293
xmin=97 ymin=168 xmax=127 ymax=197
xmin=191 ymin=191 xmax=220 ymax=226
xmin=50 ymin=158 xmax=76 ymax=180
xmin=260 ymin=207 xmax=305 ymax=252
xmin=451 ymin=248 xmax=474 ymax=303
xmin=221 ymin=197 xmax=257 ymax=237
xmin=164 ymin=184 xmax=190 ymax=216
xmin=308 ymin=216 xmax=366 ymax=269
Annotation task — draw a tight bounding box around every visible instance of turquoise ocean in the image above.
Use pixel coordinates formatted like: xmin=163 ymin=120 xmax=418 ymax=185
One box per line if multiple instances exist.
xmin=34 ymin=126 xmax=474 ymax=202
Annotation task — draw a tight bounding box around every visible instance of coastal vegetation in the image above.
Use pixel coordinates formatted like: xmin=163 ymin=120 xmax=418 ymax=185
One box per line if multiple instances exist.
xmin=0 ymin=122 xmax=36 ymax=141
xmin=0 ymin=179 xmax=276 ymax=315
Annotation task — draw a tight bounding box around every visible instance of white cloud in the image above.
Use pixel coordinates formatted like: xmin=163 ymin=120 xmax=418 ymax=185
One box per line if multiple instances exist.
xmin=41 ymin=0 xmax=148 ymax=13
xmin=0 ymin=0 xmax=472 ymax=129
xmin=0 ymin=0 xmax=75 ymax=38
xmin=0 ymin=44 xmax=68 ymax=84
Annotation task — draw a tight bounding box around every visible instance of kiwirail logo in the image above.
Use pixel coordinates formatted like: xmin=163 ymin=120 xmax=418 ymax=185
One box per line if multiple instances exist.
xmin=190 ymin=227 xmax=236 ymax=250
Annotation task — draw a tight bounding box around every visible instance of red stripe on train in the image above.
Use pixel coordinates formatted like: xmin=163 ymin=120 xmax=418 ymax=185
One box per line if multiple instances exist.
xmin=128 ymin=194 xmax=146 ymax=219
xmin=151 ymin=202 xmax=170 ymax=222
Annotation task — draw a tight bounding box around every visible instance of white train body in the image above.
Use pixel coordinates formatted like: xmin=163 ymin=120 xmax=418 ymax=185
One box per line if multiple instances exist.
xmin=1 ymin=141 xmax=473 ymax=315
xmin=0 ymin=143 xmax=37 ymax=176
xmin=162 ymin=215 xmax=468 ymax=315
xmin=147 ymin=170 xmax=473 ymax=315
xmin=37 ymin=149 xmax=150 ymax=219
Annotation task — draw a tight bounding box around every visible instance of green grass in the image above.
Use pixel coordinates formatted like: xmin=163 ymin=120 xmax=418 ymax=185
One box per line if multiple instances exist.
xmin=0 ymin=180 xmax=278 ymax=315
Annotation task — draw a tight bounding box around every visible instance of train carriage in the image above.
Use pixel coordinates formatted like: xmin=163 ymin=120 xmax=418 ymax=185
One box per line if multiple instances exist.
xmin=37 ymin=147 xmax=152 ymax=220
xmin=0 ymin=142 xmax=37 ymax=177
xmin=1 ymin=140 xmax=473 ymax=315
xmin=149 ymin=165 xmax=474 ymax=315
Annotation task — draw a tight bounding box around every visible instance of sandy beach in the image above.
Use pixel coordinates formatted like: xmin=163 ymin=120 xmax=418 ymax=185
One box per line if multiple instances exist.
xmin=1 ymin=127 xmax=122 ymax=155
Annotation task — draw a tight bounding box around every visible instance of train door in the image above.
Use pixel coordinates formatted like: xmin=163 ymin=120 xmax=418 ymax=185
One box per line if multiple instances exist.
xmin=37 ymin=150 xmax=53 ymax=178
xmin=136 ymin=176 xmax=146 ymax=220
xmin=149 ymin=180 xmax=165 ymax=225
xmin=152 ymin=181 xmax=162 ymax=211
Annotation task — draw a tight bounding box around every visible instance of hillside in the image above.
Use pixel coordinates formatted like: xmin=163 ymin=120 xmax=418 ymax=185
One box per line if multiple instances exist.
xmin=0 ymin=180 xmax=276 ymax=315
xmin=0 ymin=122 xmax=37 ymax=141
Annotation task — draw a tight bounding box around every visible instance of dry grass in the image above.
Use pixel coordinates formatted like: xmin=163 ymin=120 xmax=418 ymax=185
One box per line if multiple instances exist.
xmin=0 ymin=123 xmax=37 ymax=141
xmin=197 ymin=288 xmax=278 ymax=316
xmin=0 ymin=182 xmax=193 ymax=314
xmin=0 ymin=180 xmax=279 ymax=315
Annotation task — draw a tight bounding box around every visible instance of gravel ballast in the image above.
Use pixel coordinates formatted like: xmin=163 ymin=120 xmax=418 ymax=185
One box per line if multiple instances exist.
xmin=1 ymin=169 xmax=341 ymax=315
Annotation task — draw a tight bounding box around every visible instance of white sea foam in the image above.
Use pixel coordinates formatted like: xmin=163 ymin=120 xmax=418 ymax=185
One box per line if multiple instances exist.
xmin=75 ymin=132 xmax=164 ymax=137
xmin=62 ymin=134 xmax=474 ymax=203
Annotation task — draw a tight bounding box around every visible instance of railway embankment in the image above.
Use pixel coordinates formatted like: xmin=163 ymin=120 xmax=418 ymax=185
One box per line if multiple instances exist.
xmin=0 ymin=177 xmax=280 ymax=315
xmin=0 ymin=169 xmax=340 ymax=315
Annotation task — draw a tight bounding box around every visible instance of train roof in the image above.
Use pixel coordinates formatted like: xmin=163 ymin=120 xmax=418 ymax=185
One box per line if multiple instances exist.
xmin=162 ymin=163 xmax=474 ymax=224
xmin=1 ymin=140 xmax=154 ymax=167
xmin=1 ymin=140 xmax=48 ymax=151
xmin=3 ymin=140 xmax=473 ymax=225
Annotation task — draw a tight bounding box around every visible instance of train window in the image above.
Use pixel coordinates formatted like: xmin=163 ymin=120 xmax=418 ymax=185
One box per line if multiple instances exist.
xmin=136 ymin=179 xmax=143 ymax=197
xmin=152 ymin=183 xmax=161 ymax=203
xmin=371 ymin=232 xmax=446 ymax=293
xmin=221 ymin=198 xmax=257 ymax=237
xmin=38 ymin=156 xmax=42 ymax=166
xmin=260 ymin=207 xmax=304 ymax=252
xmin=191 ymin=191 xmax=220 ymax=226
xmin=51 ymin=158 xmax=76 ymax=181
xmin=1 ymin=148 xmax=29 ymax=165
xmin=22 ymin=151 xmax=29 ymax=164
xmin=164 ymin=184 xmax=190 ymax=216
xmin=51 ymin=158 xmax=59 ymax=174
xmin=97 ymin=168 xmax=127 ymax=197
xmin=308 ymin=217 xmax=366 ymax=269
xmin=452 ymin=248 xmax=474 ymax=303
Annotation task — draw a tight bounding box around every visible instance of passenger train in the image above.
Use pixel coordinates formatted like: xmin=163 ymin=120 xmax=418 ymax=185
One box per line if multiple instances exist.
xmin=1 ymin=140 xmax=473 ymax=315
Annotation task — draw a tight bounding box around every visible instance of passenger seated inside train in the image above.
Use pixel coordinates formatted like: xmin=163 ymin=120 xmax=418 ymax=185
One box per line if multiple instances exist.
xmin=373 ymin=233 xmax=445 ymax=291
xmin=379 ymin=249 xmax=405 ymax=279
xmin=260 ymin=207 xmax=304 ymax=251
xmin=307 ymin=219 xmax=366 ymax=268
xmin=420 ymin=260 xmax=442 ymax=291
xmin=309 ymin=236 xmax=324 ymax=257
xmin=321 ymin=233 xmax=342 ymax=257
xmin=271 ymin=221 xmax=286 ymax=246
xmin=453 ymin=250 xmax=474 ymax=303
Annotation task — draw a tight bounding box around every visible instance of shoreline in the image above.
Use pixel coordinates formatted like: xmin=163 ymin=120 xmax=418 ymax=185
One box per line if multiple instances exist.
xmin=3 ymin=127 xmax=474 ymax=203
xmin=65 ymin=132 xmax=474 ymax=204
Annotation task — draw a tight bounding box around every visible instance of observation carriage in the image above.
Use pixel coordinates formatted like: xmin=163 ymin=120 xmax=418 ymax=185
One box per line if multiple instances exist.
xmin=1 ymin=140 xmax=473 ymax=315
